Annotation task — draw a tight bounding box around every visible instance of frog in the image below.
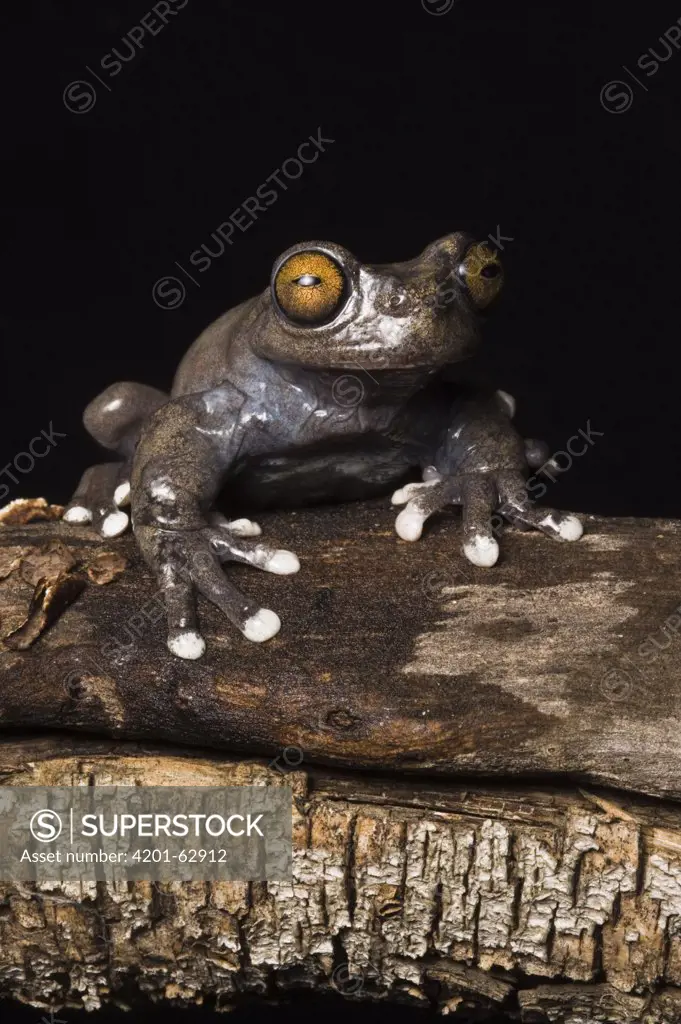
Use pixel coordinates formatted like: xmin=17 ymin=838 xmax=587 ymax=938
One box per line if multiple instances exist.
xmin=65 ymin=232 xmax=582 ymax=659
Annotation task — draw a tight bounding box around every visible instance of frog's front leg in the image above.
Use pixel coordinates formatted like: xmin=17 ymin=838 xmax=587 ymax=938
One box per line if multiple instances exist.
xmin=392 ymin=392 xmax=583 ymax=566
xmin=131 ymin=389 xmax=300 ymax=660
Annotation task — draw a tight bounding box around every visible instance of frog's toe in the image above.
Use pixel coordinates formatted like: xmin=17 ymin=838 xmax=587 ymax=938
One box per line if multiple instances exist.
xmin=538 ymin=512 xmax=584 ymax=541
xmin=394 ymin=478 xmax=461 ymax=539
xmin=515 ymin=508 xmax=583 ymax=541
xmin=113 ymin=480 xmax=131 ymax=507
xmin=242 ymin=608 xmax=281 ymax=642
xmin=99 ymin=509 xmax=130 ymax=538
xmin=263 ymin=549 xmax=300 ymax=574
xmin=65 ymin=463 xmax=131 ymax=537
xmin=63 ymin=504 xmax=93 ymax=524
xmin=395 ymin=504 xmax=429 ymax=541
xmin=151 ymin=525 xmax=295 ymax=658
xmin=186 ymin=536 xmax=285 ymax=646
xmin=209 ymin=530 xmax=300 ymax=575
xmin=391 ymin=479 xmax=440 ymax=506
xmin=168 ymin=629 xmax=206 ymax=660
xmin=64 ymin=499 xmax=129 ymax=537
xmin=463 ymin=534 xmax=499 ymax=567
xmin=207 ymin=512 xmax=263 ymax=538
xmin=88 ymin=499 xmax=130 ymax=538
xmin=493 ymin=470 xmax=584 ymax=542
xmin=162 ymin=579 xmax=206 ymax=660
xmin=225 ymin=517 xmax=262 ymax=537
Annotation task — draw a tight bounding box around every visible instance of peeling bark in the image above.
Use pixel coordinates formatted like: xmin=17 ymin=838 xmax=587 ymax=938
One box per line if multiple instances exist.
xmin=0 ymin=738 xmax=680 ymax=1021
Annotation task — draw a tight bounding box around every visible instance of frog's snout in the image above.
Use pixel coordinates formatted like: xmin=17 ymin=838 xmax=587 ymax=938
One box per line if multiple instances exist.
xmin=374 ymin=278 xmax=417 ymax=318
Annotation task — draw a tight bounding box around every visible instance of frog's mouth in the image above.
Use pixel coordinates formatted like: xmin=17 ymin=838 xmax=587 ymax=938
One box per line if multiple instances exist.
xmin=316 ymin=365 xmax=442 ymax=403
xmin=307 ymin=324 xmax=481 ymax=375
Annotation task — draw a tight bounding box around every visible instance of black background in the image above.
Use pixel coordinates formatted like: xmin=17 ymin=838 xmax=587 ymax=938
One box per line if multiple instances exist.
xmin=3 ymin=0 xmax=681 ymax=520
xmin=2 ymin=0 xmax=681 ymax=1020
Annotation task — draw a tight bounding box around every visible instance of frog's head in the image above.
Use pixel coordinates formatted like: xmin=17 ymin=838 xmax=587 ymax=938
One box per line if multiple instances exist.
xmin=251 ymin=232 xmax=503 ymax=371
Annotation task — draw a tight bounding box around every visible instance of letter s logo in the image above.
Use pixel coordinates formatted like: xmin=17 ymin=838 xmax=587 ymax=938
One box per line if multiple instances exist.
xmin=30 ymin=809 xmax=63 ymax=842
xmin=152 ymin=276 xmax=186 ymax=310
xmin=62 ymin=80 xmax=97 ymax=114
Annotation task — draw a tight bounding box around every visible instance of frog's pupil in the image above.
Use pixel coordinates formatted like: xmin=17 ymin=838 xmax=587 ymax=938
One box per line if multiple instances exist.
xmin=481 ymin=264 xmax=500 ymax=279
xmin=295 ymin=274 xmax=321 ymax=287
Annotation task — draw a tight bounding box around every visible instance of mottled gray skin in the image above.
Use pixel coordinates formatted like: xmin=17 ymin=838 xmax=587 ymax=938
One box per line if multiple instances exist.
xmin=66 ymin=232 xmax=582 ymax=659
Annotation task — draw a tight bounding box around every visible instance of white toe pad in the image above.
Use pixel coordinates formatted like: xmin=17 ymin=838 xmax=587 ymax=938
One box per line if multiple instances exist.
xmin=114 ymin=481 xmax=131 ymax=507
xmin=242 ymin=608 xmax=281 ymax=643
xmin=542 ymin=513 xmax=583 ymax=541
xmin=168 ymin=631 xmax=206 ymax=660
xmin=64 ymin=506 xmax=92 ymax=524
xmin=463 ymin=534 xmax=500 ymax=567
xmin=395 ymin=508 xmax=427 ymax=541
xmin=227 ymin=518 xmax=262 ymax=537
xmin=264 ymin=550 xmax=300 ymax=575
xmin=101 ymin=510 xmax=129 ymax=537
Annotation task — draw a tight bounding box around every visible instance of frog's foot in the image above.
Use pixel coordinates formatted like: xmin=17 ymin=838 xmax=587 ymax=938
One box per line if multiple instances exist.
xmin=392 ymin=469 xmax=583 ymax=566
xmin=64 ymin=463 xmax=130 ymax=538
xmin=139 ymin=523 xmax=301 ymax=660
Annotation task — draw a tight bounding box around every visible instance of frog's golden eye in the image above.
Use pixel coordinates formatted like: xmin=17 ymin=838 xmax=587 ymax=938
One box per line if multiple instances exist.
xmin=456 ymin=242 xmax=503 ymax=309
xmin=274 ymin=251 xmax=348 ymax=325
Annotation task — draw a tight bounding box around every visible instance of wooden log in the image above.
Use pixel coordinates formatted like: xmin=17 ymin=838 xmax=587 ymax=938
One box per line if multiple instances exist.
xmin=0 ymin=736 xmax=679 ymax=1021
xmin=0 ymin=504 xmax=680 ymax=800
xmin=2 ymin=502 xmax=681 ymax=1019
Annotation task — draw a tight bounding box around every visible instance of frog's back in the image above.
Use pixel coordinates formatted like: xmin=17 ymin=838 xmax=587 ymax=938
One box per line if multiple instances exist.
xmin=171 ymin=295 xmax=262 ymax=398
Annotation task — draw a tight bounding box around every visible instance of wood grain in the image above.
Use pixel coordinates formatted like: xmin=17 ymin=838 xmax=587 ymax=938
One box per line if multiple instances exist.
xmin=0 ymin=504 xmax=679 ymax=801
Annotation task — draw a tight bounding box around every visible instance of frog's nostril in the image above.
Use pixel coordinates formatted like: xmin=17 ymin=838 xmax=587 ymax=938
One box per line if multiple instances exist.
xmin=388 ymin=291 xmax=408 ymax=312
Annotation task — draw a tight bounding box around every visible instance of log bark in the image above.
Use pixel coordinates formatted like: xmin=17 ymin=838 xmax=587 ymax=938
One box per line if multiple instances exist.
xmin=1 ymin=506 xmax=681 ymax=800
xmin=3 ymin=503 xmax=681 ymax=1019
xmin=0 ymin=736 xmax=681 ymax=1022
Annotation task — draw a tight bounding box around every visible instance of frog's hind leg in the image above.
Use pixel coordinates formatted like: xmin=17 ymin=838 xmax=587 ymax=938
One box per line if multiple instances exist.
xmin=64 ymin=382 xmax=167 ymax=537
